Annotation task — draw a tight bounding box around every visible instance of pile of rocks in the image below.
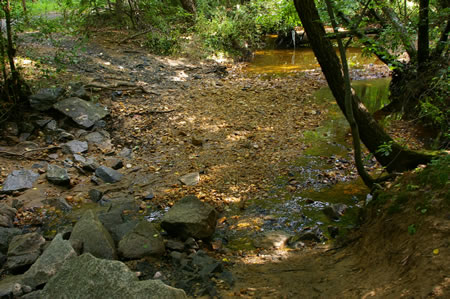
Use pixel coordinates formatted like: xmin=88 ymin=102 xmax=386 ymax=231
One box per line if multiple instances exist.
xmin=0 ymin=194 xmax=233 ymax=298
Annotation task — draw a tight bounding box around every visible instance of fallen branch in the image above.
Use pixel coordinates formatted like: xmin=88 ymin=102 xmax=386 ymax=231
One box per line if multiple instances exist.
xmin=85 ymin=82 xmax=160 ymax=95
xmin=118 ymin=29 xmax=154 ymax=45
xmin=0 ymin=146 xmax=61 ymax=158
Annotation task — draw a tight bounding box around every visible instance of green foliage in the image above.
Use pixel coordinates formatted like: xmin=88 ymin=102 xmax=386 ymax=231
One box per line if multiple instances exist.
xmin=418 ymin=66 xmax=450 ymax=140
xmin=195 ymin=0 xmax=300 ymax=55
xmin=376 ymin=141 xmax=394 ymax=157
xmin=418 ymin=155 xmax=450 ymax=188
xmin=145 ymin=31 xmax=179 ymax=55
xmin=408 ymin=224 xmax=416 ymax=235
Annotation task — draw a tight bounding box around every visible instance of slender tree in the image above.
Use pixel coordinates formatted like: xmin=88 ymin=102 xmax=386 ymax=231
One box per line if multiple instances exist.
xmin=293 ymin=0 xmax=433 ymax=173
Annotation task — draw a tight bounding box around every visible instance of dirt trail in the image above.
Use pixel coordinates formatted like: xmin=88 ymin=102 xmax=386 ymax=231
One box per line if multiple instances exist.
xmin=3 ymin=30 xmax=448 ymax=298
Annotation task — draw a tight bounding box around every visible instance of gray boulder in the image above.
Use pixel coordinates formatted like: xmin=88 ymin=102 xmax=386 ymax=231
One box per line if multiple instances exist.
xmin=46 ymin=164 xmax=70 ymax=186
xmin=0 ymin=203 xmax=17 ymax=228
xmin=22 ymin=234 xmax=77 ymax=289
xmin=95 ymin=166 xmax=123 ymax=183
xmin=1 ymin=170 xmax=39 ymax=193
xmin=53 ymin=97 xmax=109 ymax=128
xmin=179 ymin=172 xmax=200 ymax=186
xmin=161 ymin=195 xmax=217 ymax=240
xmin=69 ymin=210 xmax=117 ymax=260
xmin=0 ymin=276 xmax=25 ymax=298
xmin=41 ymin=253 xmax=187 ymax=298
xmin=6 ymin=233 xmax=46 ymax=271
xmin=0 ymin=227 xmax=22 ymax=253
xmin=62 ymin=140 xmax=88 ymax=154
xmin=29 ymin=87 xmax=65 ymax=111
xmin=84 ymin=131 xmax=105 ymax=144
xmin=118 ymin=221 xmax=165 ymax=259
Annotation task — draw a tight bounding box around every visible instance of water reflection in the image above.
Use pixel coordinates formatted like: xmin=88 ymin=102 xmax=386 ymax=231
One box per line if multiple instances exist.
xmin=246 ymin=47 xmax=383 ymax=74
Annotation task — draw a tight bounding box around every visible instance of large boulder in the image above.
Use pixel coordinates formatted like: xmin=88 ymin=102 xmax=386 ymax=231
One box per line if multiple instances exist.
xmin=6 ymin=233 xmax=46 ymax=271
xmin=69 ymin=210 xmax=117 ymax=260
xmin=22 ymin=234 xmax=77 ymax=289
xmin=118 ymin=221 xmax=165 ymax=259
xmin=41 ymin=253 xmax=187 ymax=298
xmin=0 ymin=203 xmax=17 ymax=228
xmin=1 ymin=170 xmax=39 ymax=193
xmin=161 ymin=195 xmax=218 ymax=240
xmin=53 ymin=97 xmax=109 ymax=128
xmin=29 ymin=87 xmax=65 ymax=111
xmin=0 ymin=227 xmax=22 ymax=253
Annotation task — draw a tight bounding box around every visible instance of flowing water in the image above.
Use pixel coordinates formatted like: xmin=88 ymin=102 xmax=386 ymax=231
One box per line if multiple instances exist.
xmin=221 ymin=48 xmax=391 ymax=249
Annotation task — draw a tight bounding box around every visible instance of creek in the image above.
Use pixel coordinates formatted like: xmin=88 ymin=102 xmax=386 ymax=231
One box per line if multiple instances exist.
xmin=221 ymin=47 xmax=391 ymax=249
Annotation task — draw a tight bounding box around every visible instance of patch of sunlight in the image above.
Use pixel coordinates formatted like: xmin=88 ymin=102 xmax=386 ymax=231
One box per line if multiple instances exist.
xmin=223 ymin=196 xmax=241 ymax=204
xmin=169 ymin=70 xmax=189 ymax=82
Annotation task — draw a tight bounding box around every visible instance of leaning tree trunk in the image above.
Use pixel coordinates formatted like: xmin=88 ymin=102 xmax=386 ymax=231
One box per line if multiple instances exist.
xmin=293 ymin=0 xmax=433 ymax=172
xmin=180 ymin=0 xmax=196 ymax=15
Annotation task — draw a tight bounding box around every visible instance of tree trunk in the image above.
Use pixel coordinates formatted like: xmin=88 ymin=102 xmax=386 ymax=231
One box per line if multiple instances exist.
xmin=417 ymin=0 xmax=430 ymax=70
xmin=180 ymin=0 xmax=196 ymax=15
xmin=293 ymin=0 xmax=433 ymax=172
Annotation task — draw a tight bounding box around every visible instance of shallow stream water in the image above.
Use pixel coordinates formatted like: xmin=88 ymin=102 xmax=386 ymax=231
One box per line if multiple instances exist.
xmin=222 ymin=47 xmax=391 ymax=249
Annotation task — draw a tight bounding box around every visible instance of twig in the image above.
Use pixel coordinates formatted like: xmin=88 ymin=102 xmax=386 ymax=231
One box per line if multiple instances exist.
xmin=118 ymin=29 xmax=154 ymax=44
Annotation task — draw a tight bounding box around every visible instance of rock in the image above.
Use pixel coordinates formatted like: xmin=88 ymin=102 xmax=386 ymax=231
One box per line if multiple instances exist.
xmin=191 ymin=250 xmax=223 ymax=278
xmin=95 ymin=166 xmax=123 ymax=183
xmin=169 ymin=251 xmax=184 ymax=263
xmin=41 ymin=253 xmax=187 ymax=298
xmin=295 ymin=226 xmax=325 ymax=243
xmin=69 ymin=83 xmax=90 ymax=101
xmin=46 ymin=164 xmax=70 ymax=186
xmin=179 ymin=172 xmax=200 ymax=186
xmin=252 ymin=231 xmax=293 ymax=249
xmin=62 ymin=140 xmax=88 ymax=154
xmin=119 ymin=147 xmax=132 ymax=158
xmin=166 ymin=239 xmax=185 ymax=251
xmin=69 ymin=210 xmax=117 ymax=260
xmin=29 ymin=87 xmax=65 ymax=111
xmin=0 ymin=203 xmax=17 ymax=228
xmin=84 ymin=131 xmax=106 ymax=144
xmin=6 ymin=233 xmax=46 ymax=272
xmin=184 ymin=237 xmax=199 ymax=249
xmin=22 ymin=234 xmax=77 ymax=289
xmin=44 ymin=198 xmax=72 ymax=212
xmin=57 ymin=131 xmax=74 ymax=141
xmin=53 ymin=97 xmax=109 ymax=128
xmin=1 ymin=170 xmax=39 ymax=193
xmin=88 ymin=189 xmax=103 ymax=202
xmin=0 ymin=251 xmax=5 ymax=266
xmin=322 ymin=203 xmax=348 ymax=221
xmin=45 ymin=120 xmax=58 ymax=131
xmin=74 ymin=154 xmax=99 ymax=171
xmin=108 ymin=220 xmax=139 ymax=243
xmin=105 ymin=157 xmax=123 ymax=170
xmin=161 ymin=195 xmax=217 ymax=239
xmin=20 ymin=290 xmax=42 ymax=299
xmin=0 ymin=227 xmax=22 ymax=253
xmin=0 ymin=276 xmax=25 ymax=298
xmin=118 ymin=221 xmax=165 ymax=259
